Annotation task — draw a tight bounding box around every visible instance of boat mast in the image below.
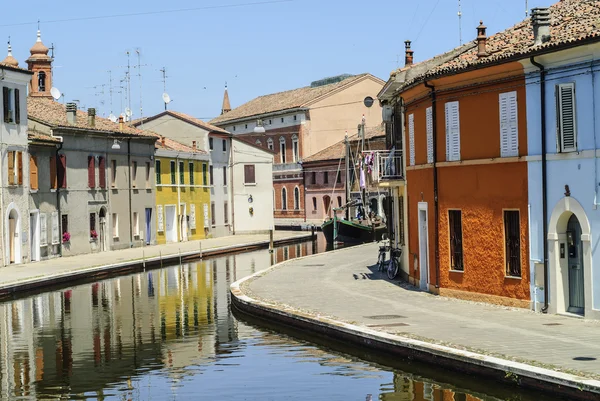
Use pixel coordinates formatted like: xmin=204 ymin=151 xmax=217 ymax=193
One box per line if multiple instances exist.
xmin=345 ymin=132 xmax=350 ymax=220
xmin=360 ymin=115 xmax=366 ymax=218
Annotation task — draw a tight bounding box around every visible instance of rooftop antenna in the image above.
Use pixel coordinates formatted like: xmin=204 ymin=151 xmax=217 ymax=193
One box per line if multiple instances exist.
xmin=108 ymin=70 xmax=114 ymax=116
xmin=160 ymin=67 xmax=171 ymax=111
xmin=525 ymin=0 xmax=528 ymax=17
xmin=136 ymin=49 xmax=144 ymax=127
xmin=125 ymin=51 xmax=132 ymax=118
xmin=50 ymin=86 xmax=61 ymax=102
xmin=458 ymin=0 xmax=463 ymax=45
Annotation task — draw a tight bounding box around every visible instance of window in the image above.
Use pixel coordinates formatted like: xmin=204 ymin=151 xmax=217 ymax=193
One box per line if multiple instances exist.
xmin=189 ymin=162 xmax=194 ymax=185
xmin=50 ymin=156 xmax=57 ymax=189
xmin=30 ymin=155 xmax=38 ymax=190
xmin=133 ymin=211 xmax=140 ymax=237
xmin=336 ymin=172 xmax=341 ymax=184
xmin=88 ymin=156 xmax=95 ymax=188
xmin=324 ymin=171 xmax=329 ymax=184
xmin=267 ymin=138 xmax=274 ymax=151
xmin=244 ymin=164 xmax=255 ymax=184
xmin=233 ymin=126 xmax=236 ymax=131
xmin=268 ymin=119 xmax=272 ymax=125
xmin=499 ymin=91 xmax=519 ymax=157
xmin=223 ymin=166 xmax=227 ymax=186
xmin=89 ymin=213 xmax=96 ymax=237
xmin=312 ymin=197 xmax=317 ymax=211
xmin=111 ymin=159 xmax=117 ymax=187
xmin=14 ymin=89 xmax=20 ymax=124
xmin=294 ymin=187 xmax=300 ymax=210
xmin=292 ymin=134 xmax=299 ymax=162
xmin=408 ymin=113 xmax=415 ymax=166
xmin=557 ymin=83 xmax=577 ymax=152
xmin=211 ymin=202 xmax=216 ymax=225
xmin=426 ymin=107 xmax=434 ymax=164
xmin=203 ymin=164 xmax=207 ymax=185
xmin=209 ymin=137 xmax=214 ymax=150
xmin=170 ymin=160 xmax=176 ymax=184
xmin=40 ymin=214 xmax=47 ymax=246
xmin=58 ymin=154 xmax=67 ymax=188
xmin=504 ymin=211 xmax=521 ymax=277
xmin=62 ymin=215 xmax=69 ymax=236
xmin=245 ymin=124 xmax=248 ymax=129
xmin=281 ymin=117 xmax=284 ymax=123
xmin=99 ymin=157 xmax=106 ymax=188
xmin=281 ymin=187 xmax=287 ymax=210
xmin=3 ymin=87 xmax=13 ymax=123
xmin=294 ymin=115 xmax=297 ymax=121
xmin=337 ymin=196 xmax=342 ymax=207
xmin=155 ymin=160 xmax=161 ymax=185
xmin=145 ymin=162 xmax=151 ymax=187
xmin=279 ymin=137 xmax=286 ymax=163
xmin=224 ymin=201 xmax=228 ymax=224
xmin=448 ymin=210 xmax=463 ymax=271
xmin=38 ymin=71 xmax=46 ymax=92
xmin=445 ymin=101 xmax=460 ymax=162
xmin=311 ymin=171 xmax=316 ymax=185
xmin=179 ymin=161 xmax=185 ymax=185
xmin=222 ymin=139 xmax=227 ymax=152
xmin=132 ymin=161 xmax=138 ymax=187
xmin=112 ymin=213 xmax=119 ymax=238
xmin=8 ymin=151 xmax=23 ymax=186
xmin=255 ymin=139 xmax=262 ymax=147
xmin=209 ymin=165 xmax=214 ymax=185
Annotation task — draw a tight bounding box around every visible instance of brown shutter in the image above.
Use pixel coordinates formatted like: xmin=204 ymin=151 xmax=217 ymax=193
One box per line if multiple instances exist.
xmin=2 ymin=87 xmax=8 ymax=122
xmin=17 ymin=152 xmax=23 ymax=185
xmin=7 ymin=151 xmax=14 ymax=185
xmin=50 ymin=156 xmax=57 ymax=189
xmin=244 ymin=165 xmax=255 ymax=184
xmin=58 ymin=154 xmax=67 ymax=188
xmin=29 ymin=155 xmax=38 ymax=190
xmin=14 ymin=89 xmax=20 ymax=124
xmin=88 ymin=156 xmax=95 ymax=188
xmin=98 ymin=156 xmax=106 ymax=188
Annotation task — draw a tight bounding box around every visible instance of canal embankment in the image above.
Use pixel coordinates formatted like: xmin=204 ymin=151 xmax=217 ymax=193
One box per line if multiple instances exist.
xmin=0 ymin=231 xmax=312 ymax=299
xmin=231 ymin=242 xmax=600 ymax=400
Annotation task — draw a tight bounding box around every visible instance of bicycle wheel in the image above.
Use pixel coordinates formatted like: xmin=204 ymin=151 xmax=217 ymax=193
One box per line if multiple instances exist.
xmin=387 ymin=257 xmax=399 ymax=280
xmin=377 ymin=251 xmax=386 ymax=272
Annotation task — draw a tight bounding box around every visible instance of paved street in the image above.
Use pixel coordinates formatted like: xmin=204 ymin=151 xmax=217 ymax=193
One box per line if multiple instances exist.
xmin=0 ymin=231 xmax=310 ymax=290
xmin=244 ymin=243 xmax=600 ymax=378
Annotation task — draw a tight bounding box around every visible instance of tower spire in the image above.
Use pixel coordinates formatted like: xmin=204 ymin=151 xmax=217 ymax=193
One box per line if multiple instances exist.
xmin=221 ymin=83 xmax=231 ymax=115
xmin=27 ymin=28 xmax=53 ymax=98
xmin=1 ymin=37 xmax=18 ymax=67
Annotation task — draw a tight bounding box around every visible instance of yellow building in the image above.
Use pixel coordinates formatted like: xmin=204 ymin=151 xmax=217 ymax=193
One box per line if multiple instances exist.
xmin=155 ymin=137 xmax=211 ymax=244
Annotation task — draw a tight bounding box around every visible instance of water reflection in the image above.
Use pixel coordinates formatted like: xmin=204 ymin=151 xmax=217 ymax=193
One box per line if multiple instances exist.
xmin=0 ymin=236 xmax=557 ymax=400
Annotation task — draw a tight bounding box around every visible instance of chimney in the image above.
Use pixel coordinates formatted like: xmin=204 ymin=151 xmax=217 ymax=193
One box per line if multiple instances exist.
xmin=192 ymin=140 xmax=197 ymax=150
xmin=161 ymin=136 xmax=166 ymax=146
xmin=532 ymin=7 xmax=551 ymax=46
xmin=476 ymin=21 xmax=489 ymax=58
xmin=118 ymin=115 xmax=124 ymax=131
xmin=404 ymin=40 xmax=414 ymax=67
xmin=66 ymin=103 xmax=77 ymax=125
xmin=88 ymin=108 xmax=96 ymax=127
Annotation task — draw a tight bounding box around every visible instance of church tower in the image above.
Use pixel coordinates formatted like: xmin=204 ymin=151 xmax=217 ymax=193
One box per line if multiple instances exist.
xmin=26 ymin=30 xmax=53 ymax=98
xmin=221 ymin=84 xmax=231 ymax=115
xmin=1 ymin=41 xmax=19 ymax=68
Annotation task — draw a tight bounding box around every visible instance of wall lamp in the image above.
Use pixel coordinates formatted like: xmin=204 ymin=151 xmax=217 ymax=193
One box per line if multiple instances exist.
xmin=111 ymin=139 xmax=122 ymax=150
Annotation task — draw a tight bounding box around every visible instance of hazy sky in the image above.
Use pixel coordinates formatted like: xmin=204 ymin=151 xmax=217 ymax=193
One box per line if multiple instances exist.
xmin=2 ymin=0 xmax=549 ymax=121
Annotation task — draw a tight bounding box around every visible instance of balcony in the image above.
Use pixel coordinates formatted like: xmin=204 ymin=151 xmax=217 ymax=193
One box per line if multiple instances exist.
xmin=364 ymin=150 xmax=404 ymax=186
xmin=273 ymin=162 xmax=302 ymax=172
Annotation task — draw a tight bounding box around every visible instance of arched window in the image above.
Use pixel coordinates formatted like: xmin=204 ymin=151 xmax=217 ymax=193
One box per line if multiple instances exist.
xmin=281 ymin=187 xmax=287 ymax=210
xmin=294 ymin=187 xmax=300 ymax=210
xmin=337 ymin=196 xmax=342 ymax=207
xmin=292 ymin=134 xmax=299 ymax=162
xmin=279 ymin=136 xmax=286 ymax=163
xmin=323 ymin=195 xmax=331 ymax=217
xmin=38 ymin=71 xmax=46 ymax=92
xmin=267 ymin=138 xmax=274 ymax=151
xmin=255 ymin=139 xmax=262 ymax=147
xmin=312 ymin=197 xmax=317 ymax=211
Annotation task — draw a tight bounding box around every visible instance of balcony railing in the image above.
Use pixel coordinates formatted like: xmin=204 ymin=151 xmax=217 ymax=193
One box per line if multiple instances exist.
xmin=363 ymin=150 xmax=404 ymax=183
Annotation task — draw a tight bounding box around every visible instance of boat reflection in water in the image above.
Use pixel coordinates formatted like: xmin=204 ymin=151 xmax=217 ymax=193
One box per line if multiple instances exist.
xmin=0 ymin=237 xmax=556 ymax=401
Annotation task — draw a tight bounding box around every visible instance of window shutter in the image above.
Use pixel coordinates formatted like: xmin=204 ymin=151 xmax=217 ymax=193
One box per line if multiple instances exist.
xmin=88 ymin=156 xmax=95 ymax=188
xmin=499 ymin=91 xmax=519 ymax=157
xmin=244 ymin=165 xmax=255 ymax=183
xmin=40 ymin=214 xmax=47 ymax=246
xmin=190 ymin=204 xmax=196 ymax=229
xmin=59 ymin=154 xmax=67 ymax=188
xmin=426 ymin=107 xmax=433 ymax=164
xmin=51 ymin=211 xmax=59 ymax=244
xmin=49 ymin=156 xmax=57 ymax=189
xmin=558 ymin=83 xmax=576 ymax=152
xmin=2 ymin=87 xmax=8 ymax=122
xmin=98 ymin=156 xmax=106 ymax=188
xmin=408 ymin=113 xmax=415 ymax=166
xmin=17 ymin=152 xmax=23 ymax=185
xmin=157 ymin=205 xmax=164 ymax=232
xmin=30 ymin=155 xmax=38 ymax=190
xmin=445 ymin=101 xmax=460 ymax=161
xmin=7 ymin=151 xmax=14 ymax=185
xmin=14 ymin=89 xmax=20 ymax=124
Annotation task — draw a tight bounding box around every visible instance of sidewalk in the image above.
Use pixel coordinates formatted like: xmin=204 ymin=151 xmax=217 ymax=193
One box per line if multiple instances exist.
xmin=0 ymin=231 xmax=311 ymax=296
xmin=232 ymin=242 xmax=600 ymax=399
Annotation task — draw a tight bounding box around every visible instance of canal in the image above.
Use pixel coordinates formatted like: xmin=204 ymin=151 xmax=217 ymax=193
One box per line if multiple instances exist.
xmin=0 ymin=235 xmax=563 ymax=400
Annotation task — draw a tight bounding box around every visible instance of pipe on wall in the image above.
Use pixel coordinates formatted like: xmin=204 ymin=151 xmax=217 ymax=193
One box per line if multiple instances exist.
xmin=127 ymin=139 xmax=133 ymax=247
xmin=54 ymin=132 xmax=64 ymax=257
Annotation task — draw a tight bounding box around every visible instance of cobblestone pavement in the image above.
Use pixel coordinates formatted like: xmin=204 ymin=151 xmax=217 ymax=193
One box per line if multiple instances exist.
xmin=0 ymin=231 xmax=311 ymax=289
xmin=246 ymin=243 xmax=600 ymax=378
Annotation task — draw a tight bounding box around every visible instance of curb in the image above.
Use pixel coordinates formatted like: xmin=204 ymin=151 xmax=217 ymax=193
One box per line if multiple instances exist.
xmin=230 ymin=249 xmax=600 ymax=401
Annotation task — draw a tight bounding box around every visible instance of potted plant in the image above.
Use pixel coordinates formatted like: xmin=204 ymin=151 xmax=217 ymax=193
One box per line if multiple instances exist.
xmin=62 ymin=231 xmax=71 ymax=243
xmin=90 ymin=229 xmax=98 ymax=240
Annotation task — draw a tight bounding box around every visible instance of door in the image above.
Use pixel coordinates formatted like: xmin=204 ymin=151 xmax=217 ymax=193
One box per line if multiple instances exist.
xmin=180 ymin=204 xmax=188 ymax=242
xmin=145 ymin=208 xmax=152 ymax=245
xmin=9 ymin=216 xmax=16 ymax=264
xmin=567 ymin=214 xmax=585 ymax=314
xmin=165 ymin=205 xmax=177 ymax=243
xmin=418 ymin=206 xmax=429 ymax=291
xmin=99 ymin=208 xmax=107 ymax=252
xmin=29 ymin=212 xmax=40 ymax=262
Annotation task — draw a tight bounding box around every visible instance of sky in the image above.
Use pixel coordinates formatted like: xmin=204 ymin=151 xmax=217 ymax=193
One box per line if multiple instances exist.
xmin=2 ymin=0 xmax=551 ymax=122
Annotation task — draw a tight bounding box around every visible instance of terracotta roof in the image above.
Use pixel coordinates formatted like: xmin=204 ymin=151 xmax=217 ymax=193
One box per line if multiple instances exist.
xmin=222 ymin=88 xmax=231 ymax=114
xmin=210 ymin=73 xmax=384 ymax=125
xmin=302 ymin=125 xmax=385 ymax=163
xmin=402 ymin=0 xmax=600 ymax=86
xmin=133 ymin=110 xmax=229 ymax=134
xmin=28 ymin=129 xmax=61 ymax=144
xmin=155 ymin=136 xmax=208 ymax=155
xmin=28 ymin=97 xmax=158 ymax=138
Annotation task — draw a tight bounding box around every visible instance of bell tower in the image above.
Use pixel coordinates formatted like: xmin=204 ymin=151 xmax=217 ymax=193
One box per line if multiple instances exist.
xmin=26 ymin=30 xmax=53 ymax=98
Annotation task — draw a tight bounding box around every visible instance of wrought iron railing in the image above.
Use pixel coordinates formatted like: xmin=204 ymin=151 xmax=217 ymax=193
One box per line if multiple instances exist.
xmin=363 ymin=150 xmax=404 ymax=183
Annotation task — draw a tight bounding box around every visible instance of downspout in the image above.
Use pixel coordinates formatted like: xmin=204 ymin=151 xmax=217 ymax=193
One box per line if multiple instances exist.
xmin=424 ymin=81 xmax=440 ymax=289
xmin=530 ymin=56 xmax=549 ymax=313
xmin=176 ymin=153 xmax=182 ymax=241
xmin=53 ymin=131 xmax=64 ymax=257
xmin=0 ymin=127 xmax=5 ymax=266
xmin=229 ymin=139 xmax=235 ymax=234
xmin=591 ymin=62 xmax=599 ymax=209
xmin=127 ymin=139 xmax=133 ymax=247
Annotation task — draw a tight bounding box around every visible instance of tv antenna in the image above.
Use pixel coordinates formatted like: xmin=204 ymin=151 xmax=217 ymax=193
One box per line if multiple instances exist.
xmin=108 ymin=70 xmax=114 ymax=117
xmin=458 ymin=0 xmax=463 ymax=45
xmin=525 ymin=0 xmax=528 ymax=17
xmin=160 ymin=67 xmax=172 ymax=110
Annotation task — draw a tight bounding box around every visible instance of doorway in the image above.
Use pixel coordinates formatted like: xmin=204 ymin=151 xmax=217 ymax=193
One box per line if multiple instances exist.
xmin=180 ymin=203 xmax=188 ymax=242
xmin=6 ymin=206 xmax=21 ymax=264
xmin=99 ymin=208 xmax=107 ymax=252
xmin=29 ymin=211 xmax=40 ymax=262
xmin=165 ymin=205 xmax=177 ymax=243
xmin=418 ymin=203 xmax=429 ymax=291
xmin=145 ymin=208 xmax=152 ymax=245
xmin=323 ymin=196 xmax=331 ymax=218
xmin=566 ymin=214 xmax=585 ymax=314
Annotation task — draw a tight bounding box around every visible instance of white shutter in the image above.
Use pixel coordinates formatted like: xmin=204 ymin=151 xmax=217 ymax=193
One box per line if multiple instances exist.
xmin=408 ymin=113 xmax=415 ymax=166
xmin=445 ymin=101 xmax=460 ymax=161
xmin=203 ymin=204 xmax=209 ymax=228
xmin=499 ymin=91 xmax=519 ymax=157
xmin=157 ymin=205 xmax=164 ymax=232
xmin=558 ymin=83 xmax=576 ymax=152
xmin=51 ymin=212 xmax=59 ymax=244
xmin=190 ymin=204 xmax=196 ymax=229
xmin=40 ymin=214 xmax=47 ymax=246
xmin=426 ymin=107 xmax=433 ymax=164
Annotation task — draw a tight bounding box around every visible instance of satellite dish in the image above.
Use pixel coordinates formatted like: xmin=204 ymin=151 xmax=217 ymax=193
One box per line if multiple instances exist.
xmin=50 ymin=87 xmax=61 ymax=101
xmin=108 ymin=114 xmax=117 ymax=123
xmin=125 ymin=107 xmax=132 ymax=117
xmin=162 ymin=92 xmax=171 ymax=104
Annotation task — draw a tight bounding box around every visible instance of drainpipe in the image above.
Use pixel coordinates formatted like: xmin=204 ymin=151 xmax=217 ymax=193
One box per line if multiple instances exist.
xmin=53 ymin=131 xmax=64 ymax=257
xmin=229 ymin=139 xmax=235 ymax=234
xmin=176 ymin=153 xmax=182 ymax=241
xmin=127 ymin=139 xmax=133 ymax=248
xmin=531 ymin=56 xmax=549 ymax=313
xmin=424 ymin=81 xmax=440 ymax=289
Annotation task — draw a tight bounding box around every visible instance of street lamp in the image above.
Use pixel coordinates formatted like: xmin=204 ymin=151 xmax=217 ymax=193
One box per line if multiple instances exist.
xmin=111 ymin=139 xmax=122 ymax=150
xmin=253 ymin=119 xmax=265 ymax=134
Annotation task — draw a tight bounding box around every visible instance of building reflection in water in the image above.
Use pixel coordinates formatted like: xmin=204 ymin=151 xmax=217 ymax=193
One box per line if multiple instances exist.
xmin=0 ymin=238 xmax=492 ymax=401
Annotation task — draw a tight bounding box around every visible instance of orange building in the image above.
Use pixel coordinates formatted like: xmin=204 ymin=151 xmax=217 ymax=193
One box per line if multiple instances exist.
xmin=381 ymin=26 xmax=530 ymax=307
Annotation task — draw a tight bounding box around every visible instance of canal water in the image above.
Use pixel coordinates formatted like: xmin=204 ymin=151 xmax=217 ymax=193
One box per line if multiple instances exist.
xmin=0 ymin=235 xmax=564 ymax=400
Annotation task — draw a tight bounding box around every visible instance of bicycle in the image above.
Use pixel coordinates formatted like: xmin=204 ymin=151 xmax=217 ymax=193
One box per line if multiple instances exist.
xmin=377 ymin=240 xmax=390 ymax=273
xmin=386 ymin=247 xmax=402 ymax=280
